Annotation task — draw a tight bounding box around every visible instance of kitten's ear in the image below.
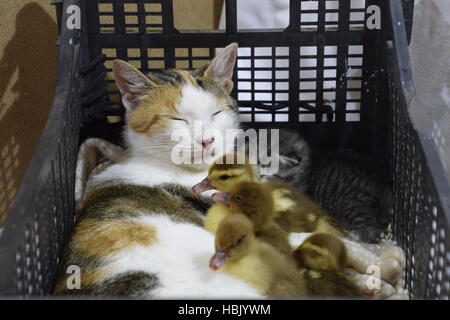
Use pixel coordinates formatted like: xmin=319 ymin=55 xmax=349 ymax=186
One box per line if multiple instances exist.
xmin=112 ymin=59 xmax=156 ymax=111
xmin=204 ymin=42 xmax=238 ymax=93
xmin=279 ymin=155 xmax=300 ymax=168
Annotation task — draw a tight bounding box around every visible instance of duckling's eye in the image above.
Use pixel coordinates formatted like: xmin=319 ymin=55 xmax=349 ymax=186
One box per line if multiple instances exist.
xmin=235 ymin=236 xmax=245 ymax=246
xmin=219 ymin=175 xmax=230 ymax=181
xmin=234 ymin=195 xmax=242 ymax=202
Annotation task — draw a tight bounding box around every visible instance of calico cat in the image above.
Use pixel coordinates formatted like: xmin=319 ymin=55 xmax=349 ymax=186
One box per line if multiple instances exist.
xmin=268 ymin=129 xmax=391 ymax=243
xmin=53 ymin=43 xmax=261 ymax=298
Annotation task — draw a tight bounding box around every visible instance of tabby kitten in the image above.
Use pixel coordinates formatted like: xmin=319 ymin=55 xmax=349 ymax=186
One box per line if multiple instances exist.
xmin=268 ymin=129 xmax=391 ymax=243
xmin=53 ymin=43 xmax=261 ymax=298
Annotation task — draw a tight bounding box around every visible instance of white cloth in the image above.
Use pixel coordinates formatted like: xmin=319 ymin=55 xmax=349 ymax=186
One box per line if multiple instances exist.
xmin=410 ymin=0 xmax=450 ymax=178
xmin=219 ymin=0 xmax=290 ymax=30
xmin=218 ymin=0 xmax=364 ymax=30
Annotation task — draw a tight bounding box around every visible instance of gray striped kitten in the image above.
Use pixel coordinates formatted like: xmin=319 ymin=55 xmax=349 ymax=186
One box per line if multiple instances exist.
xmin=270 ymin=129 xmax=391 ymax=243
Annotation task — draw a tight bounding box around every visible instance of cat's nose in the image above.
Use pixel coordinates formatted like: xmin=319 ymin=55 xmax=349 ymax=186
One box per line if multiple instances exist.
xmin=201 ymin=137 xmax=215 ymax=149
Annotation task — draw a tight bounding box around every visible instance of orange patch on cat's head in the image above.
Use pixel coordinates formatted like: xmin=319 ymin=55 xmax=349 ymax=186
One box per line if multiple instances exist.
xmin=128 ymin=84 xmax=182 ymax=134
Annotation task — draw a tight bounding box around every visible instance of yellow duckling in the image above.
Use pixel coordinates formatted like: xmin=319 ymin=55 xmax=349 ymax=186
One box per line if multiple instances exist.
xmin=266 ymin=178 xmax=345 ymax=237
xmin=192 ymin=152 xmax=345 ymax=237
xmin=193 ymin=153 xmax=258 ymax=235
xmin=209 ymin=213 xmax=308 ymax=297
xmin=192 ymin=152 xmax=259 ymax=194
xmin=210 ymin=214 xmax=361 ymax=298
xmin=212 ymin=181 xmax=292 ymax=256
xmin=202 ymin=193 xmax=231 ymax=235
xmin=293 ymin=232 xmax=347 ymax=272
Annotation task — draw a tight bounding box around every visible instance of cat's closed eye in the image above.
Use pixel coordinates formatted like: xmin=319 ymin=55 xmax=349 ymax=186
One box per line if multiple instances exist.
xmin=170 ymin=117 xmax=189 ymax=124
xmin=212 ymin=111 xmax=222 ymax=118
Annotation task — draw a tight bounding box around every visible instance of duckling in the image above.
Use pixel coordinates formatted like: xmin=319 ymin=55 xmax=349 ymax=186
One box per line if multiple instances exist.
xmin=210 ymin=214 xmax=361 ymax=298
xmin=202 ymin=192 xmax=230 ymax=234
xmin=266 ymin=178 xmax=346 ymax=237
xmin=204 ymin=181 xmax=291 ymax=256
xmin=193 ymin=153 xmax=259 ymax=235
xmin=192 ymin=152 xmax=259 ymax=194
xmin=226 ymin=181 xmax=273 ymax=230
xmin=193 ymin=154 xmax=345 ymax=237
xmin=226 ymin=189 xmax=358 ymax=297
xmin=209 ymin=213 xmax=308 ymax=297
xmin=293 ymin=233 xmax=347 ymax=273
xmin=225 ymin=181 xmax=292 ymax=256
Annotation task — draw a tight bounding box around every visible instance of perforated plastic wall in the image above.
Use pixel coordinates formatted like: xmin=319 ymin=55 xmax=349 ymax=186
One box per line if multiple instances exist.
xmin=2 ymin=0 xmax=449 ymax=300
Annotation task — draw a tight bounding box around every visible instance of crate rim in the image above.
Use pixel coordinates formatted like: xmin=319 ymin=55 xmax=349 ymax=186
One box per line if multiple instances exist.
xmin=389 ymin=0 xmax=450 ymax=226
xmin=1 ymin=0 xmax=449 ymax=298
xmin=0 ymin=0 xmax=82 ymax=293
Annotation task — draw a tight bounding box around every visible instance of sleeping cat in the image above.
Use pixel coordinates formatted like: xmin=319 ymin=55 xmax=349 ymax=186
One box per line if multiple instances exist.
xmin=53 ymin=43 xmax=261 ymax=298
xmin=266 ymin=129 xmax=392 ymax=243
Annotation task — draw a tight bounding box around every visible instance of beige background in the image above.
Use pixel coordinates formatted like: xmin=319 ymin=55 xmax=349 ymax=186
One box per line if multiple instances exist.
xmin=174 ymin=0 xmax=223 ymax=30
xmin=0 ymin=1 xmax=58 ymax=226
xmin=0 ymin=0 xmax=223 ymax=226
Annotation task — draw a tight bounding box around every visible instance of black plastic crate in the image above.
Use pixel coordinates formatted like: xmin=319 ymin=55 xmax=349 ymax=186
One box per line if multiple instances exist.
xmin=0 ymin=0 xmax=449 ymax=299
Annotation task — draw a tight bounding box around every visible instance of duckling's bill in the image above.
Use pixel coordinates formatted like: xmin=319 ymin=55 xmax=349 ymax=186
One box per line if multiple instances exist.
xmin=210 ymin=250 xmax=228 ymax=270
xmin=211 ymin=192 xmax=230 ymax=206
xmin=192 ymin=177 xmax=214 ymax=194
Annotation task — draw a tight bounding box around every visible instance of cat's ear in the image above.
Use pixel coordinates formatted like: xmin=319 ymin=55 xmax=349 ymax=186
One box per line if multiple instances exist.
xmin=112 ymin=59 xmax=156 ymax=111
xmin=204 ymin=43 xmax=238 ymax=94
xmin=279 ymin=155 xmax=300 ymax=168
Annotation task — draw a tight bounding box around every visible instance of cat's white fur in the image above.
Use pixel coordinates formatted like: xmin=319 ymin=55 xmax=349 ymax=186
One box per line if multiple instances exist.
xmin=86 ymin=44 xmax=261 ymax=298
xmin=109 ymin=215 xmax=261 ymax=298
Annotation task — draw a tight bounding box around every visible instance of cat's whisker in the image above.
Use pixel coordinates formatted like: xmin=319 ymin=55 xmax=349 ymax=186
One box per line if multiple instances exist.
xmin=133 ymin=145 xmax=174 ymax=152
xmin=134 ymin=144 xmax=173 ymax=150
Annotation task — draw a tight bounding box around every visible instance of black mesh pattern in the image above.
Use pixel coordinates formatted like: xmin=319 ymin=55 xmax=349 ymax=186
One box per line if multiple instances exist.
xmin=296 ymin=0 xmax=366 ymax=31
xmin=8 ymin=54 xmax=81 ymax=296
xmin=83 ymin=0 xmax=385 ymax=149
xmin=97 ymin=0 xmax=166 ymax=34
xmin=388 ymin=68 xmax=450 ymax=299
xmin=386 ymin=0 xmax=450 ymax=298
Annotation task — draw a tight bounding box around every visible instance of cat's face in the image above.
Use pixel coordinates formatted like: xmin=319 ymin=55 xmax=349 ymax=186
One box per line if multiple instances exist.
xmin=113 ymin=43 xmax=239 ymax=170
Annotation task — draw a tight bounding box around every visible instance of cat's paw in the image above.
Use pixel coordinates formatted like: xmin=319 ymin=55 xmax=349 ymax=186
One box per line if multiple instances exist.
xmin=379 ymin=247 xmax=405 ymax=285
xmin=381 ymin=246 xmax=406 ymax=266
xmin=388 ymin=287 xmax=409 ymax=300
xmin=345 ymin=268 xmax=396 ymax=299
xmin=360 ymin=280 xmax=396 ymax=299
